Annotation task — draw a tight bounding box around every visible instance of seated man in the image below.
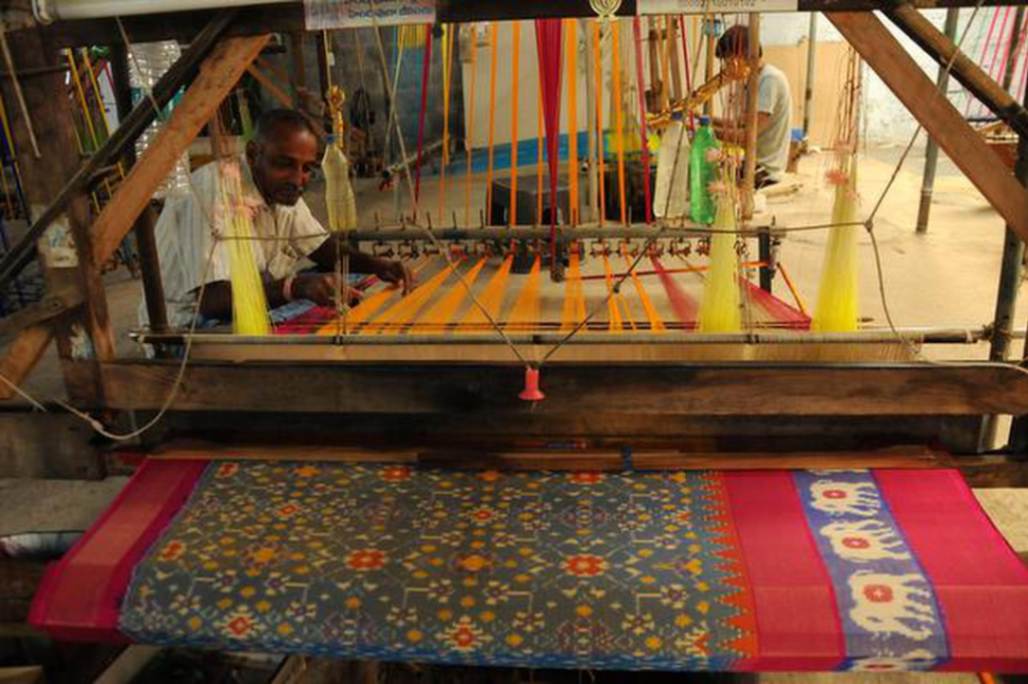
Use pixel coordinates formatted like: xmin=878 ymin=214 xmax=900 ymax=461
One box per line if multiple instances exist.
xmin=140 ymin=108 xmax=413 ymax=329
xmin=713 ymin=25 xmax=793 ymax=189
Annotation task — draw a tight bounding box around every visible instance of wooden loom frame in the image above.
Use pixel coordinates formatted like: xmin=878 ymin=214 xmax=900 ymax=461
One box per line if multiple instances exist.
xmin=1 ymin=1 xmax=1028 ymax=478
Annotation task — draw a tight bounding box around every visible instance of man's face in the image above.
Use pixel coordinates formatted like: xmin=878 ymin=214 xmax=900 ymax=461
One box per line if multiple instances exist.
xmin=246 ymin=125 xmax=319 ymax=206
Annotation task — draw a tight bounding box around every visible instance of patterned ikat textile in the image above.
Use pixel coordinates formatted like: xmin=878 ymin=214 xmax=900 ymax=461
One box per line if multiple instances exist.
xmin=108 ymin=463 xmax=1028 ymax=671
xmin=120 ymin=463 xmax=757 ymax=669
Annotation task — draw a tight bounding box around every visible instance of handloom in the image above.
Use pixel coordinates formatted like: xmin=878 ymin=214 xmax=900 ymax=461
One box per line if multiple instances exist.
xmin=30 ymin=459 xmax=1028 ymax=671
xmin=3 ymin=0 xmax=1028 ymax=677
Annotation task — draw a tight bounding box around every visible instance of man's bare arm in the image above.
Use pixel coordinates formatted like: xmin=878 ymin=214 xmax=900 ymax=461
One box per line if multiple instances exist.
xmin=308 ymin=237 xmax=414 ymax=293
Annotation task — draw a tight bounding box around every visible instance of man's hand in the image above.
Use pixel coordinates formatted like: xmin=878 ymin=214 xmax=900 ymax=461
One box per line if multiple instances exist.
xmin=374 ymin=258 xmax=415 ymax=295
xmin=292 ymin=273 xmax=363 ymax=308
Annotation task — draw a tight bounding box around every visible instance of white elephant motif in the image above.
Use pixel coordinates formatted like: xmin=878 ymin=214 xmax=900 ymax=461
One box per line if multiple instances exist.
xmin=820 ymin=519 xmax=911 ymax=562
xmin=847 ymin=648 xmax=937 ymax=672
xmin=809 ymin=479 xmax=881 ymax=517
xmin=848 ymin=571 xmax=937 ymax=641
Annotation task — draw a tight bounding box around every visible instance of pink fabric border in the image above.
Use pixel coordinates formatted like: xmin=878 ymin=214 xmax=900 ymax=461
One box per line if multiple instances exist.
xmin=29 ymin=459 xmax=208 ymax=642
xmin=724 ymin=471 xmax=845 ymax=670
xmin=875 ymin=469 xmax=1028 ymax=672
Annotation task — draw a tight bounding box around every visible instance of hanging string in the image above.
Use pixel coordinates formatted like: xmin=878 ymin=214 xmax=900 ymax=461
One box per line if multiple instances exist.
xmin=485 ymin=22 xmax=499 ymax=224
xmin=592 ymin=19 xmax=606 ymax=227
xmin=509 ymin=21 xmax=521 ymax=227
xmin=438 ymin=24 xmax=452 ymax=222
xmin=465 ymin=26 xmax=477 ymax=225
xmin=611 ymin=20 xmax=627 ymax=225
xmin=967 ymin=7 xmax=1001 ymax=117
xmin=413 ymin=23 xmax=433 ymax=203
xmin=566 ymin=18 xmax=580 ymax=226
xmin=632 ymin=17 xmax=653 ymax=224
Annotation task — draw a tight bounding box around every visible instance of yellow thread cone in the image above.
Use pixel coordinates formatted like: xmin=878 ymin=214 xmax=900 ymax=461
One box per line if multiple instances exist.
xmin=220 ymin=161 xmax=270 ymax=336
xmin=813 ymin=156 xmax=860 ymax=332
xmin=698 ymin=197 xmax=741 ymax=333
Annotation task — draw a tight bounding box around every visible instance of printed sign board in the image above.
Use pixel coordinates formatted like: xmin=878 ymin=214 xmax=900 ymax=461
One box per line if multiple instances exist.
xmin=305 ymin=0 xmax=436 ymax=30
xmin=638 ymin=0 xmax=798 ymax=14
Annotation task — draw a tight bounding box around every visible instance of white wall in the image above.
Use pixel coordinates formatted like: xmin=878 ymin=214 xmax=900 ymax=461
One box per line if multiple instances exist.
xmin=762 ymin=9 xmax=1015 ymax=144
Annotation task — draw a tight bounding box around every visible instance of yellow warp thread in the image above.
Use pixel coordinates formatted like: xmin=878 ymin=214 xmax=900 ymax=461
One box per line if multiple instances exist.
xmin=364 ymin=259 xmax=458 ymax=335
xmin=219 ymin=161 xmax=270 ymax=336
xmin=602 ymin=255 xmax=624 ymax=332
xmin=698 ymin=198 xmax=742 ymax=332
xmin=813 ymin=155 xmax=860 ymax=332
xmin=504 ymin=255 xmax=541 ymax=333
xmin=314 ymin=258 xmax=434 ymax=336
xmin=439 ymin=24 xmax=453 ymax=222
xmin=560 ymin=250 xmax=586 ymax=332
xmin=414 ymin=257 xmax=487 ymax=333
xmin=315 ymin=289 xmax=395 ymax=336
xmin=457 ymin=254 xmax=513 ymax=332
xmin=624 ymin=254 xmax=665 ymax=332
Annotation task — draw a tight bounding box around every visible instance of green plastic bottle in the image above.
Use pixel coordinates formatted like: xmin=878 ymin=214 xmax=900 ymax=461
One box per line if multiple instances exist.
xmin=689 ymin=115 xmax=720 ymax=225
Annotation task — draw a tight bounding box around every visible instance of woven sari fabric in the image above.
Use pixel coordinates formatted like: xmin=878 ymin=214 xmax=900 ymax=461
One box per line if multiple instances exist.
xmin=32 ymin=461 xmax=1028 ymax=672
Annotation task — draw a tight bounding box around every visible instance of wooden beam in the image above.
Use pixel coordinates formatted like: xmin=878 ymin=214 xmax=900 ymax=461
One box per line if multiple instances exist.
xmin=0 ymin=326 xmax=53 ymax=401
xmin=91 ymin=34 xmax=271 ymax=265
xmin=828 ymin=11 xmax=1028 ymax=241
xmin=0 ymin=286 xmax=81 ymax=341
xmin=71 ymin=360 xmax=1028 ymax=415
xmin=35 ymin=0 xmax=1024 ymax=49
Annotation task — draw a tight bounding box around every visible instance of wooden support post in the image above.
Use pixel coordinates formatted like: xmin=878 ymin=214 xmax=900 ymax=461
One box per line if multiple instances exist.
xmin=828 ymin=11 xmax=1028 ymax=242
xmin=91 ymin=35 xmax=271 ymax=267
xmin=1 ymin=27 xmax=115 ymax=403
xmin=741 ymin=13 xmax=760 ymax=219
xmin=133 ymin=205 xmax=168 ymax=333
xmin=915 ymin=7 xmax=959 ymax=234
xmin=886 ymin=3 xmax=1028 ymax=140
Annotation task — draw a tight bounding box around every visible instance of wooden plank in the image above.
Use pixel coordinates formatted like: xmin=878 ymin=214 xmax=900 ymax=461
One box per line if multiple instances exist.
xmin=35 ymin=0 xmax=1022 ymax=49
xmin=90 ymin=34 xmax=271 ymax=266
xmin=420 ymin=446 xmax=947 ymax=470
xmin=142 ymin=412 xmax=984 ymax=456
xmin=0 ymin=326 xmax=53 ymax=401
xmin=150 ymin=440 xmax=417 ymax=463
xmin=81 ymin=360 xmax=1028 ymax=415
xmin=828 ymin=11 xmax=1028 ymax=241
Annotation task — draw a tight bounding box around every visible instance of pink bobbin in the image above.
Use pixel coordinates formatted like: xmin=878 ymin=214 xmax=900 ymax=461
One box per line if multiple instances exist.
xmin=518 ymin=367 xmax=545 ymax=402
